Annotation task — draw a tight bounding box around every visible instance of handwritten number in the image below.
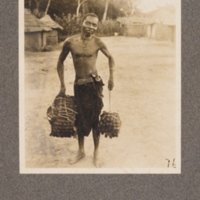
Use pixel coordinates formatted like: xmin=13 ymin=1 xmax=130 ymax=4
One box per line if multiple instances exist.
xmin=166 ymin=158 xmax=176 ymax=168
xmin=166 ymin=159 xmax=170 ymax=167
xmin=172 ymin=158 xmax=176 ymax=168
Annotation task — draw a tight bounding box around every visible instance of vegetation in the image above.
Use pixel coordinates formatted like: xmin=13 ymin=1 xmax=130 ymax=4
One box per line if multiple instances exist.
xmin=25 ymin=0 xmax=140 ymax=38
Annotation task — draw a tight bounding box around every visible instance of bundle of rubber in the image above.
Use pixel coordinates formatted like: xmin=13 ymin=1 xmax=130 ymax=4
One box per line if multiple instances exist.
xmin=98 ymin=111 xmax=121 ymax=138
xmin=47 ymin=95 xmax=77 ymax=138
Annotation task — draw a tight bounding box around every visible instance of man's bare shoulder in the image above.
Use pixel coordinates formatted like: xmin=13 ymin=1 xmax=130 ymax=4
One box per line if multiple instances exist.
xmin=63 ymin=34 xmax=81 ymax=47
xmin=93 ymin=35 xmax=106 ymax=48
xmin=93 ymin=35 xmax=102 ymax=43
xmin=67 ymin=34 xmax=81 ymax=41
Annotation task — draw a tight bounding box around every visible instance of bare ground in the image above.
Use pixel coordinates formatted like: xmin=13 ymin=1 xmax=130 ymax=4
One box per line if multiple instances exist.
xmin=24 ymin=36 xmax=177 ymax=169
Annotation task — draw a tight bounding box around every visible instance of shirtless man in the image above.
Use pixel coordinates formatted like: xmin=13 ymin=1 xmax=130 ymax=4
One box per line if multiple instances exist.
xmin=57 ymin=13 xmax=114 ymax=167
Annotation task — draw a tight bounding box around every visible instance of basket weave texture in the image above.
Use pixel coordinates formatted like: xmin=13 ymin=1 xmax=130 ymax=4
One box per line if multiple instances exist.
xmin=98 ymin=111 xmax=121 ymax=138
xmin=47 ymin=95 xmax=77 ymax=138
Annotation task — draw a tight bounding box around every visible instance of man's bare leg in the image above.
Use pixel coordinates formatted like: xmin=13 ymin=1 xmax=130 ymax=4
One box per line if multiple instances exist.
xmin=93 ymin=129 xmax=102 ymax=168
xmin=68 ymin=134 xmax=85 ymax=164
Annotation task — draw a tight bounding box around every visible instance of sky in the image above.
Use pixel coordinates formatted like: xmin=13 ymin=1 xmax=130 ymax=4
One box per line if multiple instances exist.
xmin=137 ymin=0 xmax=177 ymax=12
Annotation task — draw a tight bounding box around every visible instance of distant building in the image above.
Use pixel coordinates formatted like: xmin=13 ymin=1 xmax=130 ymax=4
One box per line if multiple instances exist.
xmin=24 ymin=9 xmax=63 ymax=51
xmin=117 ymin=5 xmax=176 ymax=42
xmin=117 ymin=16 xmax=146 ymax=37
xmin=39 ymin=15 xmax=63 ymax=47
xmin=145 ymin=6 xmax=176 ymax=42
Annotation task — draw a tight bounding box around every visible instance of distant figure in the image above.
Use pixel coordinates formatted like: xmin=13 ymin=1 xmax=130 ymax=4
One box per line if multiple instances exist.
xmin=57 ymin=13 xmax=115 ymax=167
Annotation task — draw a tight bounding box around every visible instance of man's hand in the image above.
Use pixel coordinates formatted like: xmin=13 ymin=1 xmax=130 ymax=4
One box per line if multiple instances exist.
xmin=108 ymin=78 xmax=114 ymax=90
xmin=59 ymin=85 xmax=66 ymax=96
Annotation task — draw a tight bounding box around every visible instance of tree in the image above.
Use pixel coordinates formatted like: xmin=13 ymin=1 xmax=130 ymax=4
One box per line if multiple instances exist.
xmin=127 ymin=0 xmax=141 ymax=15
xmin=76 ymin=0 xmax=88 ymax=16
xmin=24 ymin=0 xmax=142 ymax=21
xmin=102 ymin=0 xmax=110 ymax=22
xmin=24 ymin=0 xmax=32 ymax=9
xmin=82 ymin=1 xmax=89 ymax=15
xmin=32 ymin=0 xmax=44 ymax=18
xmin=25 ymin=0 xmax=31 ymax=8
xmin=24 ymin=0 xmax=49 ymax=18
xmin=44 ymin=0 xmax=51 ymax=15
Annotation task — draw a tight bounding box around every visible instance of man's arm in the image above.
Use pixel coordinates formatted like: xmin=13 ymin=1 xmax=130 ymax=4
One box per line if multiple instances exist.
xmin=98 ymin=39 xmax=115 ymax=90
xmin=57 ymin=40 xmax=70 ymax=95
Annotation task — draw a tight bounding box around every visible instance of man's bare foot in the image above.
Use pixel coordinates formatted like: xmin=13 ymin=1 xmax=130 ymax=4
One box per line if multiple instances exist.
xmin=68 ymin=151 xmax=85 ymax=165
xmin=93 ymin=157 xmax=103 ymax=168
xmin=93 ymin=152 xmax=103 ymax=168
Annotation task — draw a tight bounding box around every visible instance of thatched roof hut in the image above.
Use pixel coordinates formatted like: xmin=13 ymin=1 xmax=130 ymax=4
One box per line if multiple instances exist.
xmin=24 ymin=9 xmax=51 ymax=32
xmin=39 ymin=15 xmax=63 ymax=30
xmin=145 ymin=6 xmax=176 ymax=42
xmin=117 ymin=16 xmax=146 ymax=37
xmin=117 ymin=16 xmax=145 ymax=25
xmin=39 ymin=15 xmax=63 ymax=48
xmin=24 ymin=9 xmax=63 ymax=51
xmin=145 ymin=5 xmax=176 ymax=26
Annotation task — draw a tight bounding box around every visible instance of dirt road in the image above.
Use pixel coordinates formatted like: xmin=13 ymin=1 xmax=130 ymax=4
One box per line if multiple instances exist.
xmin=23 ymin=37 xmax=178 ymax=171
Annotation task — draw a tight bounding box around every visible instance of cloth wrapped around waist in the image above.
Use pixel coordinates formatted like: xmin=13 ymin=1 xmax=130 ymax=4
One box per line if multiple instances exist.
xmin=75 ymin=77 xmax=93 ymax=85
xmin=74 ymin=74 xmax=104 ymax=136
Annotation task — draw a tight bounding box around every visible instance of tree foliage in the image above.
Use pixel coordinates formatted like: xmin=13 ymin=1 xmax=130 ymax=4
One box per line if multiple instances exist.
xmin=24 ymin=0 xmax=140 ymax=39
xmin=24 ymin=0 xmax=140 ymax=19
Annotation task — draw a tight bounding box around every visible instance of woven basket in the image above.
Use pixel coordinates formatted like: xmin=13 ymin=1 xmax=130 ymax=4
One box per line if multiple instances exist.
xmin=47 ymin=95 xmax=77 ymax=138
xmin=98 ymin=111 xmax=121 ymax=138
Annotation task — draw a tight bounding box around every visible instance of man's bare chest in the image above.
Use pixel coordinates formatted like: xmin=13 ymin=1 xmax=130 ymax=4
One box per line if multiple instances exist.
xmin=70 ymin=39 xmax=99 ymax=57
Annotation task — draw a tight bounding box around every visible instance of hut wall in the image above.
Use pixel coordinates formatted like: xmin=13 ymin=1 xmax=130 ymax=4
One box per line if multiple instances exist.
xmin=151 ymin=24 xmax=157 ymax=38
xmin=149 ymin=24 xmax=176 ymax=42
xmin=44 ymin=30 xmax=58 ymax=46
xmin=127 ymin=24 xmax=147 ymax=37
xmin=156 ymin=24 xmax=170 ymax=41
xmin=42 ymin=32 xmax=47 ymax=47
xmin=147 ymin=23 xmax=176 ymax=42
xmin=25 ymin=32 xmax=42 ymax=51
xmin=147 ymin=25 xmax=152 ymax=37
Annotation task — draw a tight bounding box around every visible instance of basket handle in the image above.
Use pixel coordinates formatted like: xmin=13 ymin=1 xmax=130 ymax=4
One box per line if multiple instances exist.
xmin=109 ymin=90 xmax=111 ymax=112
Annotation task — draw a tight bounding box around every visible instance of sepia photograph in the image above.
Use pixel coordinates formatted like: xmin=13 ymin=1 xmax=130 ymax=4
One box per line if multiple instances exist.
xmin=19 ymin=0 xmax=181 ymax=173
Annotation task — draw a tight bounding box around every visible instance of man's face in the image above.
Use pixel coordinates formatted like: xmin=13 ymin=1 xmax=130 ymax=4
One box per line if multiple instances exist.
xmin=82 ymin=16 xmax=98 ymax=36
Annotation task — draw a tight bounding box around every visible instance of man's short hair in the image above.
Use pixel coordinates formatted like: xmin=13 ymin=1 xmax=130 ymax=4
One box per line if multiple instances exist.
xmin=82 ymin=13 xmax=99 ymax=23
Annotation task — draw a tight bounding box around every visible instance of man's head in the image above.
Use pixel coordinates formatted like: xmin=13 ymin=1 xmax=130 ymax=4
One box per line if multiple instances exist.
xmin=81 ymin=13 xmax=99 ymax=36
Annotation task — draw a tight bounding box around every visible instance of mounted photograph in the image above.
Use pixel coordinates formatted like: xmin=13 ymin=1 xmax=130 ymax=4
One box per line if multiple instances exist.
xmin=19 ymin=0 xmax=181 ymax=173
